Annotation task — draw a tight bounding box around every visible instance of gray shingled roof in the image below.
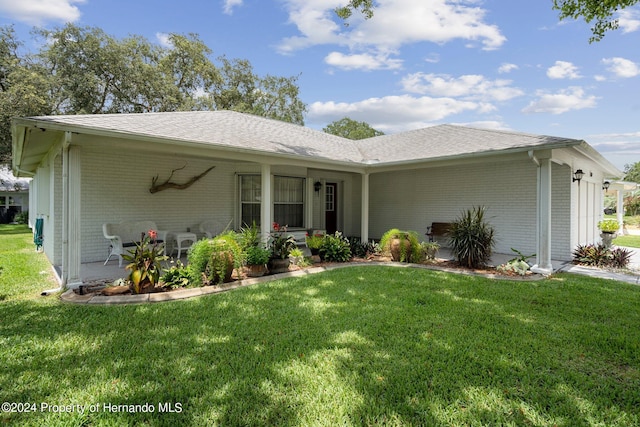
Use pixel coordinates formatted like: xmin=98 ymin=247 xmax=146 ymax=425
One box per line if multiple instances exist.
xmin=18 ymin=111 xmax=585 ymax=167
xmin=27 ymin=110 xmax=366 ymax=164
xmin=353 ymin=124 xmax=582 ymax=164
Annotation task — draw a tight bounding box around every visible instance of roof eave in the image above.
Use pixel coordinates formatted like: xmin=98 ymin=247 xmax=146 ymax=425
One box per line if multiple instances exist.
xmin=13 ymin=118 xmax=366 ymax=173
xmin=363 ymin=140 xmax=583 ymax=172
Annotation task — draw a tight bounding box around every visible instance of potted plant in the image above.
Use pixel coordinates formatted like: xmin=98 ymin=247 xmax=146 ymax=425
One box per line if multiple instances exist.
xmin=379 ymin=228 xmax=421 ymax=263
xmin=421 ymin=241 xmax=440 ymax=261
xmin=598 ymin=219 xmax=619 ymax=248
xmin=306 ymin=234 xmax=324 ymax=255
xmin=122 ymin=230 xmax=168 ymax=294
xmin=187 ymin=234 xmax=242 ymax=286
xmin=289 ymin=247 xmax=305 ymax=266
xmin=268 ymin=223 xmax=296 ymax=273
xmin=245 ymin=245 xmax=271 ymax=277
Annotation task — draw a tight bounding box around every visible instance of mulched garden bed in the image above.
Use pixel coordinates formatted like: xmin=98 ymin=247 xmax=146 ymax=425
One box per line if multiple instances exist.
xmin=76 ymin=255 xmax=541 ymax=298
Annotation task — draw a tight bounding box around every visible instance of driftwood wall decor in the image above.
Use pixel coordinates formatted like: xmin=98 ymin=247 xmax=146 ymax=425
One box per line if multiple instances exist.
xmin=149 ymin=165 xmax=216 ymax=194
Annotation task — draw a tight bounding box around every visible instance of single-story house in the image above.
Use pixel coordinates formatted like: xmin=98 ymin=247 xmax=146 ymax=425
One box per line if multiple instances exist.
xmin=0 ymin=165 xmax=29 ymax=223
xmin=11 ymin=110 xmax=621 ymax=287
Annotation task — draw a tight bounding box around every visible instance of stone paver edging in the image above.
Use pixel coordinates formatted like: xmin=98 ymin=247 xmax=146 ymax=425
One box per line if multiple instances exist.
xmin=60 ymin=262 xmax=548 ymax=305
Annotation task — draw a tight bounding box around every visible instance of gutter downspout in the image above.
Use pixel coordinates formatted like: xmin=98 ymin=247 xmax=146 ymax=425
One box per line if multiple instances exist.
xmin=529 ymin=150 xmax=554 ymax=275
xmin=61 ymin=133 xmax=70 ymax=287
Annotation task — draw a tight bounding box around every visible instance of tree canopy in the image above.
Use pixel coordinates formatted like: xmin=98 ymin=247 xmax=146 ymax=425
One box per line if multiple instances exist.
xmin=336 ymin=0 xmax=639 ymax=41
xmin=624 ymin=161 xmax=640 ymax=183
xmin=0 ymin=24 xmax=306 ymax=162
xmin=323 ymin=117 xmax=384 ymax=140
xmin=553 ymin=0 xmax=640 ymax=42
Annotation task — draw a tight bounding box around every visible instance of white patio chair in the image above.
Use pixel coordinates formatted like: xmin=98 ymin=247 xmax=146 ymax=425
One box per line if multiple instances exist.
xmin=199 ymin=218 xmax=233 ymax=238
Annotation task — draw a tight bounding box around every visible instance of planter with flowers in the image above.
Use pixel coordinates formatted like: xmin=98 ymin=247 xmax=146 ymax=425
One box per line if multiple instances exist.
xmin=122 ymin=229 xmax=168 ymax=294
xmin=598 ymin=219 xmax=619 ymax=248
xmin=268 ymin=223 xmax=296 ymax=274
xmin=305 ymin=234 xmax=324 ymax=256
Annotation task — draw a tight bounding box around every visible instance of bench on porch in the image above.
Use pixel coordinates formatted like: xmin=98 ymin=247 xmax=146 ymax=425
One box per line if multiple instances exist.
xmin=103 ymin=220 xmax=167 ymax=267
xmin=425 ymin=222 xmax=452 ymax=243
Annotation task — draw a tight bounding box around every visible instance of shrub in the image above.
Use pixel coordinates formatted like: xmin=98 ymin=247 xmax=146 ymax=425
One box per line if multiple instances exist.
xmin=379 ymin=229 xmax=422 ymax=263
xmin=205 ymin=236 xmax=242 ymax=285
xmin=188 ymin=236 xmax=243 ymax=285
xmin=625 ymin=193 xmax=640 ymax=216
xmin=573 ymin=243 xmax=610 ymax=267
xmin=572 ymin=244 xmax=632 ymax=268
xmin=306 ymin=235 xmax=324 ymax=251
xmin=239 ymin=221 xmax=261 ymax=250
xmin=348 ymin=236 xmax=380 ymax=258
xmin=421 ymin=242 xmax=440 ymax=260
xmin=14 ymin=210 xmax=28 ymax=224
xmin=245 ymin=245 xmax=271 ymax=266
xmin=497 ymin=260 xmax=531 ymax=276
xmin=161 ymin=260 xmax=191 ymax=289
xmin=610 ymin=247 xmax=633 ymax=268
xmin=188 ymin=239 xmax=217 ymax=281
xmin=319 ymin=231 xmax=352 ymax=262
xmin=448 ymin=206 xmax=495 ymax=268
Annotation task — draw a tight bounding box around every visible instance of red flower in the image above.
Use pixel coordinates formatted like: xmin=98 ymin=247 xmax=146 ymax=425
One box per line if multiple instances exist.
xmin=272 ymin=222 xmax=280 ymax=231
xmin=148 ymin=229 xmax=158 ymax=240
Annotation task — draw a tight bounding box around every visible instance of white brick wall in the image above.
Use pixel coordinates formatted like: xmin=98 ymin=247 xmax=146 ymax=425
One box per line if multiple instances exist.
xmin=81 ymin=146 xmax=238 ymax=263
xmin=368 ymin=158 xmax=574 ymax=260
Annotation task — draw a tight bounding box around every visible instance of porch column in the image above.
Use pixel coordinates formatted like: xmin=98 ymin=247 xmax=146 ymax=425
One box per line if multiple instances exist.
xmin=361 ymin=172 xmax=369 ymax=242
xmin=62 ymin=135 xmax=82 ymax=287
xmin=260 ymin=164 xmax=272 ymax=243
xmin=532 ymin=155 xmax=553 ymax=274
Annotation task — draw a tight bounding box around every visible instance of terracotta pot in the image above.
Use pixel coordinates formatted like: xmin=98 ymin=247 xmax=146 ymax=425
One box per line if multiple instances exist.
xmin=246 ymin=264 xmax=268 ymax=277
xmin=390 ymin=238 xmax=412 ymax=262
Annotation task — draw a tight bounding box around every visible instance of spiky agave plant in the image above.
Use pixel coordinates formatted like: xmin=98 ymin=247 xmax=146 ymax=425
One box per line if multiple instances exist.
xmin=448 ymin=206 xmax=495 ymax=268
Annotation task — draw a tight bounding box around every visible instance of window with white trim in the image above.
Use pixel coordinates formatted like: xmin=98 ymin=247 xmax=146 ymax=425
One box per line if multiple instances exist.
xmin=239 ymin=175 xmax=305 ymax=229
xmin=240 ymin=175 xmax=261 ymax=227
xmin=274 ymin=176 xmax=305 ymax=228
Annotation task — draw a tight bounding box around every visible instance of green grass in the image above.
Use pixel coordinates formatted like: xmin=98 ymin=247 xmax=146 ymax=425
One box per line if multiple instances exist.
xmin=2 ymin=226 xmax=640 ymax=426
xmin=614 ymin=234 xmax=640 ymax=248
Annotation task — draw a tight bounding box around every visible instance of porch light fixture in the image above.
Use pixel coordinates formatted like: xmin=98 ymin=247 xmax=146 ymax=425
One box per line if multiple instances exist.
xmin=314 ymin=181 xmax=322 ymax=194
xmin=572 ymin=169 xmax=584 ymax=183
xmin=602 ymin=181 xmax=610 ymax=190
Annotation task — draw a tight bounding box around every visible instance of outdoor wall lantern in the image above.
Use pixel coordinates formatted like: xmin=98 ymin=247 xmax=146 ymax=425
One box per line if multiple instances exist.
xmin=572 ymin=169 xmax=584 ymax=183
xmin=602 ymin=181 xmax=610 ymax=190
xmin=314 ymin=181 xmax=322 ymax=193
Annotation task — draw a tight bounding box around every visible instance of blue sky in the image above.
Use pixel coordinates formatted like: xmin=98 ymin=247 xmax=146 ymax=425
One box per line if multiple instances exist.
xmin=1 ymin=0 xmax=639 ymax=171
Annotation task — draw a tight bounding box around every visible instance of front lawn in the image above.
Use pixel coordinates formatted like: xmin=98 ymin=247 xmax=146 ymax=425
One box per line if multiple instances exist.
xmin=614 ymin=234 xmax=640 ymax=248
xmin=1 ymin=226 xmax=640 ymax=426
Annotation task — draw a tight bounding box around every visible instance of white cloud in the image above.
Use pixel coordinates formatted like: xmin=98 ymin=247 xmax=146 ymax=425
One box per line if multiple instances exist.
xmin=0 ymin=0 xmax=85 ymax=25
xmin=618 ymin=9 xmax=640 ymax=33
xmin=155 ymin=33 xmax=173 ymax=48
xmin=222 ymin=0 xmax=243 ymax=15
xmin=498 ymin=63 xmax=518 ymax=74
xmin=400 ymin=72 xmax=524 ymax=102
xmin=547 ymin=61 xmax=581 ymax=79
xmin=277 ymin=0 xmax=506 ymax=55
xmin=602 ymin=57 xmax=640 ymax=78
xmin=522 ymin=87 xmax=597 ymax=114
xmin=308 ymin=94 xmax=492 ymax=133
xmin=324 ymin=51 xmax=403 ymax=70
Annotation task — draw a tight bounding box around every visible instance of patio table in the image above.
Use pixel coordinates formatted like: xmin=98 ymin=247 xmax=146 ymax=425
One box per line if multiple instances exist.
xmin=167 ymin=232 xmax=197 ymax=258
